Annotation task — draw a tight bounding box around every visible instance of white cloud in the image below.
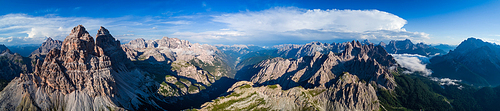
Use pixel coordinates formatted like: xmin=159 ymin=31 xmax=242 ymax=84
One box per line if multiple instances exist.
xmin=0 ymin=14 xmax=115 ymax=45
xmin=0 ymin=14 xmax=183 ymax=45
xmin=0 ymin=7 xmax=432 ymax=46
xmin=391 ymin=54 xmax=432 ymax=76
xmin=480 ymin=37 xmax=500 ymax=45
xmin=430 ymin=77 xmax=462 ymax=86
xmin=172 ymin=31 xmax=246 ymax=43
xmin=163 ymin=20 xmax=193 ymax=25
xmin=172 ymin=7 xmax=430 ymax=45
xmin=213 ymin=7 xmax=406 ymax=32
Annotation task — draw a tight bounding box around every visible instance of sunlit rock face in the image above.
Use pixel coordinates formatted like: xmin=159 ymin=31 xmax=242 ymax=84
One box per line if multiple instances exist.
xmin=274 ymin=41 xmax=348 ymax=59
xmin=122 ymin=37 xmax=234 ymax=100
xmin=216 ymin=41 xmax=398 ymax=111
xmin=29 ymin=37 xmax=63 ymax=69
xmin=123 ymin=37 xmax=231 ymax=77
xmin=241 ymin=41 xmax=397 ymax=90
xmin=30 ymin=37 xmax=62 ymax=57
xmin=0 ymin=25 xmax=163 ymax=111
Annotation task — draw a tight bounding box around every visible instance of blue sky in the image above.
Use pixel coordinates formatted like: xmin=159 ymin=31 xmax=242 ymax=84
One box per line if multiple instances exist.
xmin=1 ymin=0 xmax=499 ymax=46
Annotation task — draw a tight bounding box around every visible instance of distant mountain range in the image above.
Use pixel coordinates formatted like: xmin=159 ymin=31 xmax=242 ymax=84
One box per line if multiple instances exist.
xmin=382 ymin=39 xmax=448 ymax=56
xmin=5 ymin=44 xmax=40 ymax=57
xmin=0 ymin=45 xmax=32 ymax=90
xmin=0 ymin=25 xmax=498 ymax=110
xmin=430 ymin=37 xmax=500 ymax=86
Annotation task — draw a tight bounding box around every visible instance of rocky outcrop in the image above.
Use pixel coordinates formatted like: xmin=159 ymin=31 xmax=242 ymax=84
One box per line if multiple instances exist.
xmin=275 ymin=41 xmax=348 ymax=59
xmin=0 ymin=45 xmax=31 ymax=90
xmin=201 ymin=73 xmax=379 ymax=111
xmin=122 ymin=37 xmax=235 ymax=109
xmin=122 ymin=37 xmax=231 ymax=77
xmin=0 ymin=45 xmax=9 ymax=54
xmin=29 ymin=37 xmax=62 ymax=57
xmin=228 ymin=41 xmax=398 ymax=111
xmin=29 ymin=37 xmax=63 ymax=70
xmin=0 ymin=25 xmax=163 ymax=110
xmin=384 ymin=39 xmax=446 ymax=56
xmin=429 ymin=37 xmax=500 ymax=86
xmin=241 ymin=41 xmax=397 ymax=90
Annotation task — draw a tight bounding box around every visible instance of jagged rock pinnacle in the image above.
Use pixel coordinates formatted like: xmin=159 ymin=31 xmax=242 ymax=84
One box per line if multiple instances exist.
xmin=60 ymin=25 xmax=95 ymax=63
xmin=96 ymin=26 xmax=120 ymax=50
xmin=69 ymin=25 xmax=90 ymax=38
xmin=97 ymin=26 xmax=110 ymax=35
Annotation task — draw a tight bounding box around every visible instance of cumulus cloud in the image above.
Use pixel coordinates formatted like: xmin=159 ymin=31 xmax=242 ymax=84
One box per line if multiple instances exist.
xmin=430 ymin=77 xmax=462 ymax=86
xmin=391 ymin=54 xmax=432 ymax=76
xmin=213 ymin=7 xmax=406 ymax=32
xmin=1 ymin=7 xmax=432 ymax=46
xmin=0 ymin=14 xmax=183 ymax=45
xmin=172 ymin=31 xmax=247 ymax=43
xmin=0 ymin=14 xmax=114 ymax=45
xmin=171 ymin=7 xmax=429 ymax=45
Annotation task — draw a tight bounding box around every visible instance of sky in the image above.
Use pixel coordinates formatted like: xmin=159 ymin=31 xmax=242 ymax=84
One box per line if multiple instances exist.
xmin=1 ymin=0 xmax=499 ymax=46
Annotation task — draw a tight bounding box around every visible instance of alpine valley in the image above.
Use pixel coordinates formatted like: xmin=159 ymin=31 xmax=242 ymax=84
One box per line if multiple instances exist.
xmin=1 ymin=25 xmax=499 ymax=111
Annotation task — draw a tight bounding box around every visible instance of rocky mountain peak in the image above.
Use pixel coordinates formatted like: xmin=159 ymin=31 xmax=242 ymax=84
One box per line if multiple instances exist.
xmin=96 ymin=26 xmax=120 ymax=50
xmin=384 ymin=39 xmax=445 ymax=56
xmin=462 ymin=37 xmax=484 ymax=45
xmin=362 ymin=39 xmax=372 ymax=45
xmin=0 ymin=25 xmax=163 ymax=110
xmin=69 ymin=25 xmax=91 ymax=39
xmin=61 ymin=25 xmax=95 ymax=61
xmin=379 ymin=41 xmax=387 ymax=47
xmin=46 ymin=37 xmax=53 ymax=41
xmin=30 ymin=37 xmax=63 ymax=56
xmin=97 ymin=26 xmax=110 ymax=35
xmin=0 ymin=44 xmax=10 ymax=54
xmin=454 ymin=37 xmax=491 ymax=54
xmin=243 ymin=40 xmax=397 ymax=90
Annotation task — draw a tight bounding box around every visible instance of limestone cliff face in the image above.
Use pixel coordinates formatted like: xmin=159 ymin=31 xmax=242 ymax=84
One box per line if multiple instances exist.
xmin=29 ymin=37 xmax=62 ymax=57
xmin=275 ymin=41 xmax=348 ymax=59
xmin=0 ymin=25 xmax=163 ymax=111
xmin=0 ymin=45 xmax=30 ymax=84
xmin=122 ymin=37 xmax=235 ymax=108
xmin=122 ymin=37 xmax=231 ymax=77
xmin=242 ymin=41 xmax=397 ymax=90
xmin=223 ymin=41 xmax=398 ymax=111
xmin=201 ymin=73 xmax=379 ymax=111
xmin=29 ymin=37 xmax=63 ymax=68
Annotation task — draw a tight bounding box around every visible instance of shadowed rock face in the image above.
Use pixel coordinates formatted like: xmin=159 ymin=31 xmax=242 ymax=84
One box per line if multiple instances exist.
xmin=241 ymin=41 xmax=397 ymax=90
xmin=202 ymin=73 xmax=380 ymax=111
xmin=275 ymin=41 xmax=348 ymax=59
xmin=0 ymin=45 xmax=30 ymax=84
xmin=29 ymin=37 xmax=63 ymax=67
xmin=123 ymin=37 xmax=232 ymax=78
xmin=30 ymin=37 xmax=62 ymax=56
xmin=122 ymin=37 xmax=234 ymax=108
xmin=220 ymin=41 xmax=398 ymax=111
xmin=0 ymin=25 xmax=163 ymax=111
xmin=430 ymin=37 xmax=500 ymax=86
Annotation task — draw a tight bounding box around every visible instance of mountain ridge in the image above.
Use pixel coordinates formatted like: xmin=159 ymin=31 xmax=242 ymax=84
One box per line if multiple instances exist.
xmin=0 ymin=25 xmax=164 ymax=110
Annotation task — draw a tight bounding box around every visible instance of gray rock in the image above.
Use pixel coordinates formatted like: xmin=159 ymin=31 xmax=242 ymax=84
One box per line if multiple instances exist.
xmin=0 ymin=25 xmax=164 ymax=110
